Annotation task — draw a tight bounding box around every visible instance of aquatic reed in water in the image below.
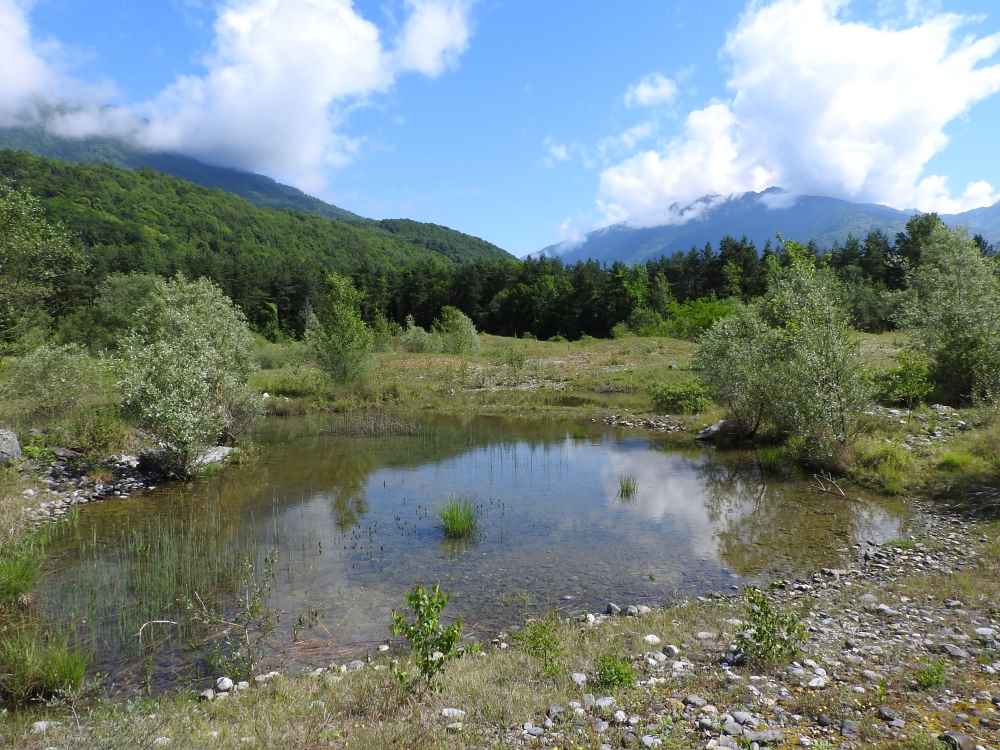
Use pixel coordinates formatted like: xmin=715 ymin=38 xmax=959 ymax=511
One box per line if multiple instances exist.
xmin=617 ymin=474 xmax=638 ymax=500
xmin=439 ymin=497 xmax=477 ymax=539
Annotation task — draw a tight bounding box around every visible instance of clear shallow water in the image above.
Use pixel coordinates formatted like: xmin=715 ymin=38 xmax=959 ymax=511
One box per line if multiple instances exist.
xmin=39 ymin=416 xmax=907 ymax=692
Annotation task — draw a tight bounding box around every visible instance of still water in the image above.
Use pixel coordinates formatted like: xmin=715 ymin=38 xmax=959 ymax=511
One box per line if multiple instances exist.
xmin=39 ymin=415 xmax=907 ymax=691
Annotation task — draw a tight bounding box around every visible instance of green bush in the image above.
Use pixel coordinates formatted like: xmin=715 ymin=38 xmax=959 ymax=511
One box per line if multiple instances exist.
xmin=439 ymin=497 xmax=477 ymax=539
xmin=664 ymin=297 xmax=740 ymax=340
xmin=592 ymin=654 xmax=635 ymax=690
xmin=697 ymin=247 xmax=871 ymax=461
xmin=432 ymin=306 xmax=480 ymax=354
xmin=872 ymin=349 xmax=933 ymax=407
xmin=850 ymin=437 xmax=916 ymax=495
xmin=391 ymin=584 xmax=463 ymax=691
xmin=399 ymin=315 xmax=439 ymax=353
xmin=56 ymin=407 xmax=130 ymax=459
xmin=735 ymin=587 xmax=805 ymax=665
xmin=306 ymin=273 xmax=374 ymax=384
xmin=117 ymin=275 xmax=261 ymax=475
xmin=914 ymin=659 xmax=946 ymax=690
xmin=0 ymin=628 xmax=87 ymax=704
xmin=372 ymin=312 xmax=401 ymax=353
xmin=1 ymin=343 xmax=109 ymax=421
xmin=899 ymin=224 xmax=1000 ymax=405
xmin=513 ymin=611 xmax=564 ymax=677
xmin=649 ymin=380 xmax=710 ymax=414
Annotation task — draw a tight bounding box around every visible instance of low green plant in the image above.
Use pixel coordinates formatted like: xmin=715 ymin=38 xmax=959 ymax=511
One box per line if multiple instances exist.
xmin=849 ymin=437 xmax=916 ymax=495
xmin=592 ymin=654 xmax=635 ymax=690
xmin=439 ymin=497 xmax=477 ymax=539
xmin=495 ymin=345 xmax=528 ymax=371
xmin=57 ymin=407 xmax=129 ymax=459
xmin=186 ymin=551 xmax=279 ymax=681
xmin=0 ymin=526 xmax=51 ymax=604
xmin=390 ymin=584 xmax=463 ymax=691
xmin=913 ymin=659 xmax=946 ymax=690
xmin=513 ymin=611 xmax=563 ymax=678
xmin=0 ymin=343 xmax=109 ymax=420
xmin=617 ymin=474 xmax=638 ymax=500
xmin=649 ymin=380 xmax=710 ymax=414
xmin=735 ymin=587 xmax=805 ymax=665
xmin=0 ymin=627 xmax=88 ymax=704
xmin=872 ymin=349 xmax=933 ymax=407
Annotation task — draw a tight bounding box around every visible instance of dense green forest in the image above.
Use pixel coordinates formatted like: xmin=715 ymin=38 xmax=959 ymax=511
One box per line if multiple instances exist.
xmin=2 ymin=149 xmax=997 ymax=345
xmin=0 ymin=128 xmax=512 ymax=263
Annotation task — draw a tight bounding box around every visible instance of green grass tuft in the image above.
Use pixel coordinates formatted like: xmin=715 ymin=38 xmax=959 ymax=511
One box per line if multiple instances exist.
xmin=439 ymin=497 xmax=478 ymax=539
xmin=0 ymin=627 xmax=88 ymax=704
xmin=617 ymin=474 xmax=638 ymax=500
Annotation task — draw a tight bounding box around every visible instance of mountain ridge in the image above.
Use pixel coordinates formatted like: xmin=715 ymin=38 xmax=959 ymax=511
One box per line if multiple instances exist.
xmin=542 ymin=189 xmax=1000 ymax=264
xmin=0 ymin=125 xmax=512 ymax=264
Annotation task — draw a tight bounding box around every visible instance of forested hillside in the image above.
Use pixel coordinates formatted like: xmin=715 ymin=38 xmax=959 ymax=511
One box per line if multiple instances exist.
xmin=0 ymin=150 xmax=509 ymax=334
xmin=0 ymin=127 xmax=511 ymax=264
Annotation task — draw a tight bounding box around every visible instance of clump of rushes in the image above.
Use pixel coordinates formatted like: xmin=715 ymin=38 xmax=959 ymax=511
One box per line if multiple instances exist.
xmin=592 ymin=654 xmax=635 ymax=690
xmin=0 ymin=627 xmax=88 ymax=704
xmin=439 ymin=497 xmax=478 ymax=539
xmin=617 ymin=474 xmax=638 ymax=500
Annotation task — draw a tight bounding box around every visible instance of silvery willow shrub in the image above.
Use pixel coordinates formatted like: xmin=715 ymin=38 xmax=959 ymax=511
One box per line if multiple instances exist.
xmin=696 ymin=306 xmax=778 ymax=436
xmin=399 ymin=314 xmax=439 ymax=353
xmin=697 ymin=245 xmax=871 ymax=460
xmin=117 ymin=276 xmax=260 ymax=475
xmin=432 ymin=306 xmax=480 ymax=354
xmin=305 ymin=273 xmax=374 ymax=383
xmin=898 ymin=225 xmax=1000 ymax=406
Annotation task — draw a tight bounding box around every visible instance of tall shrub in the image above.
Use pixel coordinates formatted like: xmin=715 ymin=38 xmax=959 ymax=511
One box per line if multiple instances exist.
xmin=898 ymin=225 xmax=1000 ymax=405
xmin=432 ymin=306 xmax=480 ymax=354
xmin=306 ymin=273 xmax=374 ymax=383
xmin=117 ymin=276 xmax=260 ymax=475
xmin=697 ymin=247 xmax=871 ymax=460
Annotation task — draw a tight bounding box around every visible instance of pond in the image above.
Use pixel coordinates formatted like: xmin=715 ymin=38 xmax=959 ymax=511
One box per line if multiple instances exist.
xmin=39 ymin=415 xmax=908 ymax=693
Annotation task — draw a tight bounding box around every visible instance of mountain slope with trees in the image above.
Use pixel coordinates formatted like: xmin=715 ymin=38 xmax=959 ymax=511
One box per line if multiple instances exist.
xmin=0 ymin=127 xmax=511 ymax=264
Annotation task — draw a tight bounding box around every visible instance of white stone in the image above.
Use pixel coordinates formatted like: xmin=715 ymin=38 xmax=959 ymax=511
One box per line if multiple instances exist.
xmin=643 ymin=634 xmax=662 ymax=646
xmin=441 ymin=708 xmax=466 ymax=720
xmin=215 ymin=676 xmax=234 ymax=692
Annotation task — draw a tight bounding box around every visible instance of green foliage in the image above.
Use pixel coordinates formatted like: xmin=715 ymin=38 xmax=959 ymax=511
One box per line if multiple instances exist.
xmin=57 ymin=272 xmax=159 ymax=352
xmin=617 ymin=474 xmax=638 ymax=500
xmin=306 ymin=273 xmax=374 ymax=383
xmin=0 ymin=544 xmax=44 ymax=604
xmin=371 ymin=312 xmax=401 ymax=353
xmin=0 ymin=628 xmax=87 ymax=704
xmin=850 ymin=437 xmax=916 ymax=495
xmin=649 ymin=380 xmax=710 ymax=414
xmin=494 ymin=344 xmax=528 ymax=371
xmin=0 ymin=343 xmax=109 ymax=421
xmin=697 ymin=249 xmax=872 ymax=461
xmin=55 ymin=407 xmax=130 ymax=459
xmin=872 ymin=349 xmax=933 ymax=407
xmin=900 ymin=225 xmax=1000 ymax=405
xmin=432 ymin=306 xmax=480 ymax=354
xmin=117 ymin=275 xmax=261 ymax=475
xmin=664 ymin=298 xmax=740 ymax=340
xmin=0 ymin=179 xmax=87 ymax=351
xmin=399 ymin=315 xmax=437 ymax=353
xmin=592 ymin=654 xmax=635 ymax=690
xmin=735 ymin=587 xmax=805 ymax=665
xmin=513 ymin=611 xmax=564 ymax=678
xmin=439 ymin=497 xmax=478 ymax=539
xmin=390 ymin=584 xmax=463 ymax=691
xmin=187 ymin=552 xmax=279 ymax=681
xmin=913 ymin=659 xmax=946 ymax=690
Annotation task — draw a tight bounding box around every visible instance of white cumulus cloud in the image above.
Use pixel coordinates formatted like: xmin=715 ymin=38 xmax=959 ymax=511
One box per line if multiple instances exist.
xmin=599 ymin=0 xmax=1000 ymax=227
xmin=624 ymin=72 xmax=678 ymax=108
xmin=4 ymin=0 xmax=473 ymax=192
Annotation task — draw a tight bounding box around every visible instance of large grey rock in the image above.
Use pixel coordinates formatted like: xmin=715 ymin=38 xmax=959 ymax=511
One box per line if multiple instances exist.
xmin=0 ymin=429 xmax=21 ymax=465
xmin=194 ymin=446 xmax=236 ymax=468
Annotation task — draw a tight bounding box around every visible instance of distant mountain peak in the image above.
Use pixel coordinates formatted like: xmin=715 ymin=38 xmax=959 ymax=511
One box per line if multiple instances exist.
xmin=540 ymin=190 xmax=999 ymax=265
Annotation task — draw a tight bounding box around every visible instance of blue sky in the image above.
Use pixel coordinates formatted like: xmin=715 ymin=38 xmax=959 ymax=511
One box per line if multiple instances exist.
xmin=4 ymin=0 xmax=1000 ymax=254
